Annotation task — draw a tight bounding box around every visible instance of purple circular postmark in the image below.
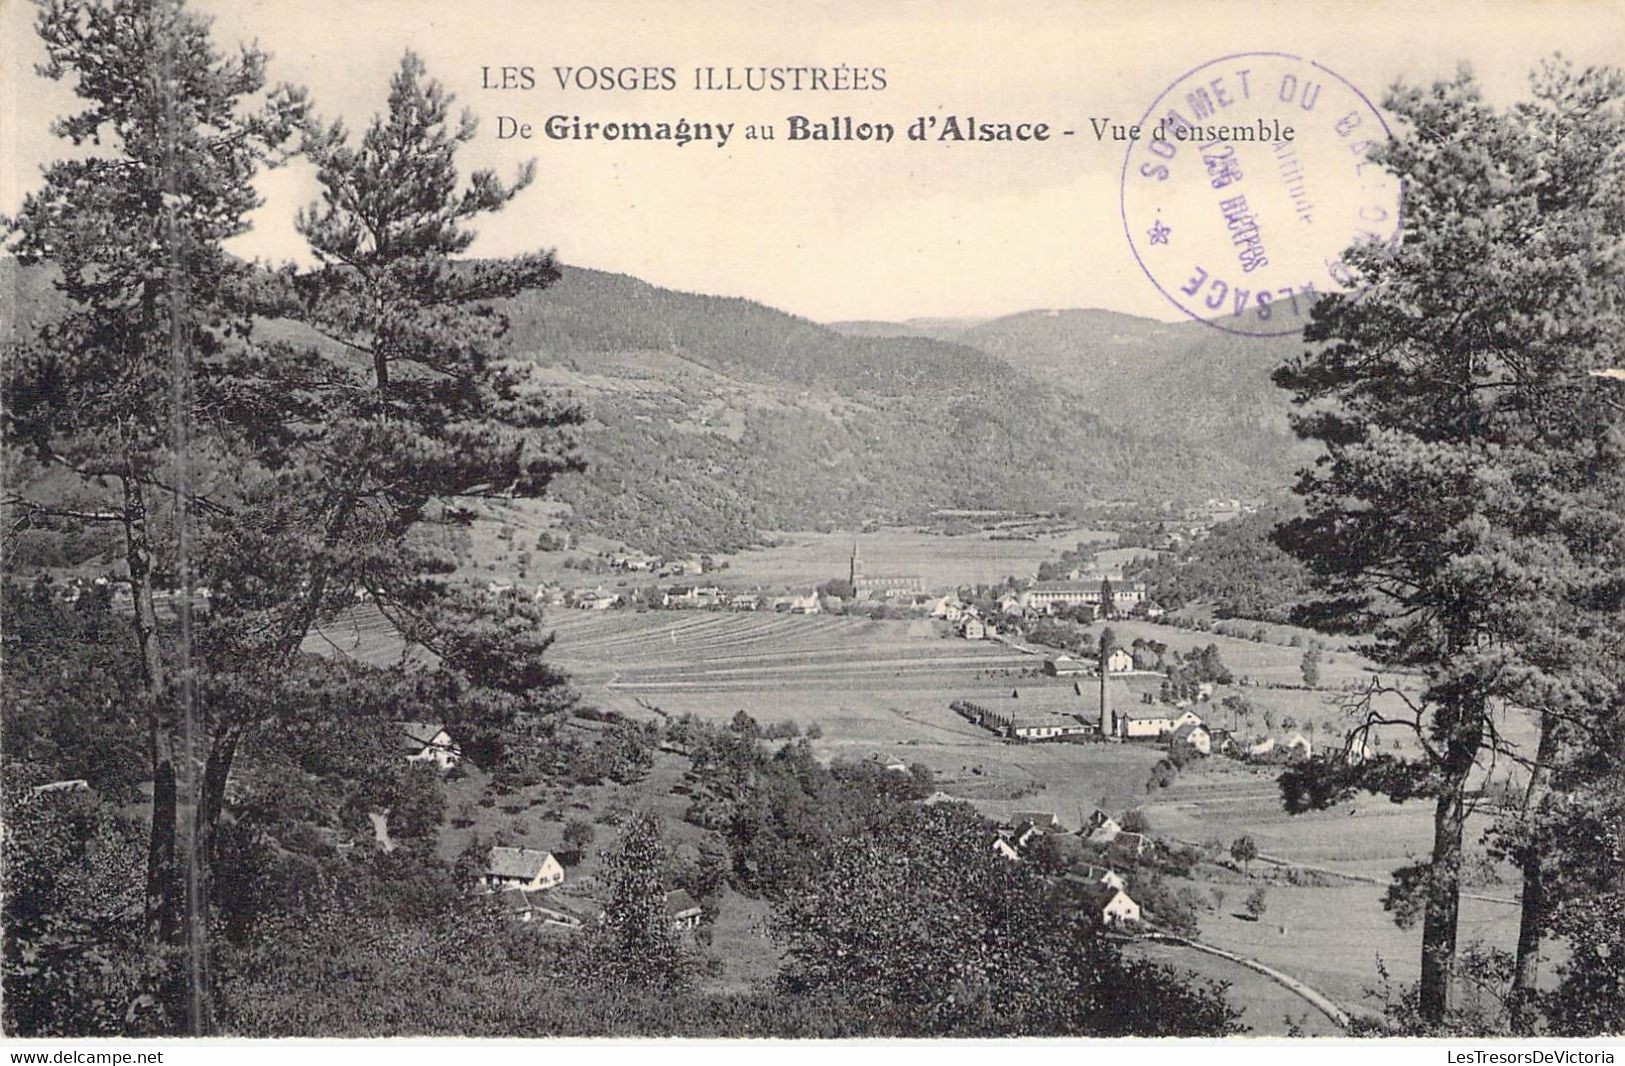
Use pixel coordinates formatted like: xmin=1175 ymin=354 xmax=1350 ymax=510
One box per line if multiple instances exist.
xmin=1120 ymin=51 xmax=1403 ymax=337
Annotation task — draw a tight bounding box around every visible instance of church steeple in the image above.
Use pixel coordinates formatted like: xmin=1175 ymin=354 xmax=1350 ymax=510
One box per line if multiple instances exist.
xmin=849 ymin=537 xmax=862 ymax=588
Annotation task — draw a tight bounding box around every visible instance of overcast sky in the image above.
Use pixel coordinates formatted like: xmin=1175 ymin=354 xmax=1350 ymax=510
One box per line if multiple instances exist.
xmin=4 ymin=0 xmax=1621 ymax=323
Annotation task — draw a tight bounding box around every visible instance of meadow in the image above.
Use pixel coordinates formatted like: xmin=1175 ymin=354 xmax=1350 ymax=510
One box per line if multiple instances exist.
xmin=716 ymin=526 xmax=1101 ymax=589
xmin=300 ymin=529 xmax=1541 ymax=1035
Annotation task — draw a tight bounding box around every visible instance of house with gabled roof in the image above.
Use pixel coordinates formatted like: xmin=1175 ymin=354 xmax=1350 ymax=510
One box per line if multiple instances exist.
xmin=1113 ymin=707 xmax=1177 ymax=739
xmin=1013 ymin=811 xmax=1062 ymax=832
xmin=397 ymin=722 xmax=460 ymax=769
xmin=1083 ymin=809 xmax=1122 ymax=845
xmin=666 ymin=889 xmax=704 ymax=931
xmin=1078 ymin=883 xmax=1142 ymax=927
xmin=1109 ymin=831 xmax=1156 ymax=860
xmin=483 ymin=847 xmax=564 ymax=892
xmin=1171 ymin=721 xmax=1212 ymax=755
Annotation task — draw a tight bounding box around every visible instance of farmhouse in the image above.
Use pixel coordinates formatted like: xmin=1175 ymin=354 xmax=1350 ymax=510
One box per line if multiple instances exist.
xmin=1171 ymin=722 xmax=1212 ymax=755
xmin=1078 ymin=883 xmax=1142 ymax=927
xmin=1105 ymin=647 xmax=1135 ymax=673
xmin=1171 ymin=709 xmax=1206 ymax=730
xmin=397 ymin=722 xmax=460 ymax=769
xmin=1084 ymin=809 xmax=1122 ymax=845
xmin=1112 ymin=708 xmax=1177 ymax=739
xmin=666 ymin=889 xmax=704 ymax=931
xmin=484 ymin=847 xmax=565 ymax=892
xmin=958 ymin=617 xmax=988 ymax=640
xmin=1208 ymin=728 xmax=1241 ymax=757
xmin=1013 ymin=811 xmax=1062 ymax=831
xmin=1109 ymin=832 xmax=1156 ymax=860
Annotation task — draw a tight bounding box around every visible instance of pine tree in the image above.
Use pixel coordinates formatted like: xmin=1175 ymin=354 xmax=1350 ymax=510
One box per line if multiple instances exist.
xmin=1273 ymin=59 xmax=1625 ymax=1029
xmin=3 ymin=0 xmax=307 ymax=959
xmin=238 ymin=53 xmax=583 ymax=750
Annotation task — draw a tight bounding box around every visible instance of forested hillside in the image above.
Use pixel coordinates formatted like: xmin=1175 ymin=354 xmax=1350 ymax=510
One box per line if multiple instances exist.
xmin=5 ymin=260 xmax=1290 ymax=557
xmin=488 ymin=268 xmax=1292 ymax=553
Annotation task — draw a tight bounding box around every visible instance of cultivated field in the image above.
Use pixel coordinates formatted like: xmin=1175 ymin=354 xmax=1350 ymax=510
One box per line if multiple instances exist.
xmin=714 ymin=526 xmax=1102 ymax=589
xmin=303 ymin=532 xmax=1541 ymax=1035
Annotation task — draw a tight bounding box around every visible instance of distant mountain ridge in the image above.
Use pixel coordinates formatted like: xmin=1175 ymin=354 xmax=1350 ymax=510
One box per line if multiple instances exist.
xmin=3 ymin=258 xmax=1306 ymax=555
xmin=829 ymin=305 xmax=1314 ymax=474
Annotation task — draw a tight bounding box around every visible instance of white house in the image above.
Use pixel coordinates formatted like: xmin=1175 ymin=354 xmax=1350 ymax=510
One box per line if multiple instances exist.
xmin=1008 ymin=714 xmax=1089 ymax=740
xmin=666 ymin=890 xmax=704 ymax=931
xmin=397 ymin=722 xmax=460 ymax=769
xmin=992 ymin=837 xmax=1021 ymax=862
xmin=1081 ymin=884 xmax=1142 ymax=927
xmin=788 ymin=591 xmax=822 ymax=615
xmin=1114 ymin=708 xmax=1176 ymax=739
xmin=1014 ymin=811 xmax=1062 ymax=831
xmin=1105 ymin=647 xmax=1135 ymax=673
xmin=1283 ymin=733 xmax=1314 ymax=760
xmin=959 ymin=617 xmax=988 ymax=640
xmin=1171 ymin=709 xmax=1205 ymax=731
xmin=1171 ymin=722 xmax=1212 ymax=755
xmin=1083 ymin=810 xmax=1122 ymax=845
xmin=484 ymin=847 xmax=565 ymax=892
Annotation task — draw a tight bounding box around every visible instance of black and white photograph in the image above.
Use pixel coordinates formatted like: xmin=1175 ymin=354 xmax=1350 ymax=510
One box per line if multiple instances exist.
xmin=1 ymin=0 xmax=1623 ymax=1047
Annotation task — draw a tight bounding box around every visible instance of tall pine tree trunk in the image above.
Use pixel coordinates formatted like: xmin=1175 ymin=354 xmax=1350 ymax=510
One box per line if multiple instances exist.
xmin=124 ymin=472 xmax=183 ymax=943
xmin=1509 ymin=713 xmax=1557 ymax=1033
xmin=199 ymin=726 xmax=243 ymax=870
xmin=1420 ymin=772 xmax=1468 ymax=1025
xmin=1419 ymin=697 xmax=1483 ymax=1028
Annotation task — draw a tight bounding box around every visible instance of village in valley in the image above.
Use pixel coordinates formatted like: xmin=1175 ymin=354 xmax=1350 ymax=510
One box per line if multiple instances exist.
xmin=311 ymin=495 xmax=1466 ymax=1036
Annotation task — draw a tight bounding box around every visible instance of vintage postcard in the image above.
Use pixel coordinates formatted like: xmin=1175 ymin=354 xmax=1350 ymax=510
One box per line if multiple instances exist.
xmin=2 ymin=0 xmax=1622 ymax=1047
